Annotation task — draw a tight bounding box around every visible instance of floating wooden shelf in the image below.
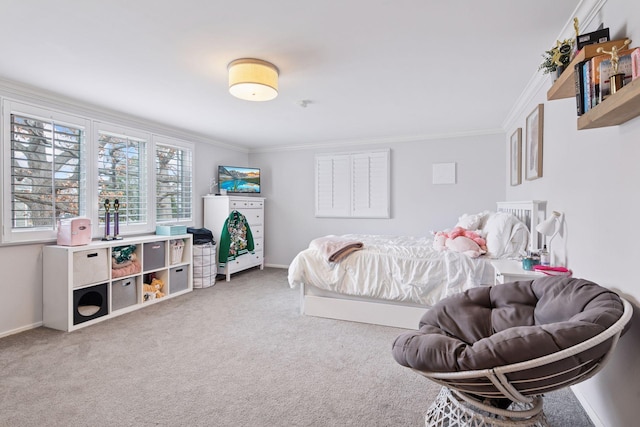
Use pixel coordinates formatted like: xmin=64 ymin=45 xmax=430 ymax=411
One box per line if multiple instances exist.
xmin=546 ymin=39 xmax=630 ymax=101
xmin=577 ymin=77 xmax=640 ymax=129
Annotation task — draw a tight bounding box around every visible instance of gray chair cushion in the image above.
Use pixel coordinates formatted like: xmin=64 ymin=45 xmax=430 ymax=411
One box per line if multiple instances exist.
xmin=392 ymin=276 xmax=624 ymax=373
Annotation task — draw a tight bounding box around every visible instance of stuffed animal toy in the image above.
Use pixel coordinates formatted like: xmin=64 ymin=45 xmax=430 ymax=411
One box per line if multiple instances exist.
xmin=448 ymin=227 xmax=487 ymax=250
xmin=433 ymin=226 xmax=488 ymax=258
xmin=143 ymin=278 xmax=165 ymax=300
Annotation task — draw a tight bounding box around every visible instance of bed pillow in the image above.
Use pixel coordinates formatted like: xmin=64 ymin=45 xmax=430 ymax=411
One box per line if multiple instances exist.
xmin=501 ymin=221 xmax=529 ymax=258
xmin=455 ymin=211 xmax=490 ymax=230
xmin=482 ymin=212 xmax=529 ymax=258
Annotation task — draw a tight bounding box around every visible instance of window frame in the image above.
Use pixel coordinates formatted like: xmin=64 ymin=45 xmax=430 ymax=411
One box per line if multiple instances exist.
xmin=153 ymin=135 xmax=194 ymax=226
xmin=2 ymin=100 xmax=91 ymax=244
xmin=94 ymin=122 xmax=152 ymax=236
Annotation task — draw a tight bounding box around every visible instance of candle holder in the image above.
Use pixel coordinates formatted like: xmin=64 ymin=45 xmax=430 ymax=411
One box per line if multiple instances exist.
xmin=102 ymin=199 xmax=113 ymax=241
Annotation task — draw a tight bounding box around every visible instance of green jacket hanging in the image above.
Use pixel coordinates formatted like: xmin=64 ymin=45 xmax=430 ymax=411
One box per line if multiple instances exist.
xmin=218 ymin=210 xmax=254 ymax=268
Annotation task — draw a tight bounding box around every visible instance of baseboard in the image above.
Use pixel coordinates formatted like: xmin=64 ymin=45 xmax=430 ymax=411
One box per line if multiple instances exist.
xmin=570 ymin=385 xmax=605 ymax=427
xmin=264 ymin=263 xmax=288 ymax=269
xmin=0 ymin=321 xmax=43 ymax=339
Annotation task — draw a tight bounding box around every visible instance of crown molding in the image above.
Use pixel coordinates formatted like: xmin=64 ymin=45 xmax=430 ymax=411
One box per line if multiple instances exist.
xmin=0 ymin=76 xmax=247 ymax=153
xmin=248 ymin=128 xmax=505 ymax=154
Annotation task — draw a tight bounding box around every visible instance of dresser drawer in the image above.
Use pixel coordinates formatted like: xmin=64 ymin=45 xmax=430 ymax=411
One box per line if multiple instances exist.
xmin=241 ymin=209 xmax=263 ymax=225
xmin=227 ymin=251 xmax=263 ymax=274
xmin=253 ymin=237 xmax=263 ymax=252
xmin=230 ymin=199 xmax=263 ymax=210
xmin=250 ymin=226 xmax=263 ymax=240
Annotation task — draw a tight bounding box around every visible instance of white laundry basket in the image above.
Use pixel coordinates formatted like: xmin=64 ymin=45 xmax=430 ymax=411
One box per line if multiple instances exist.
xmin=192 ymin=242 xmax=216 ymax=288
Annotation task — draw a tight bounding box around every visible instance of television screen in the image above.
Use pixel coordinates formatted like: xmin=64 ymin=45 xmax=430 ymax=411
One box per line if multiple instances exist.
xmin=218 ymin=165 xmax=261 ymax=193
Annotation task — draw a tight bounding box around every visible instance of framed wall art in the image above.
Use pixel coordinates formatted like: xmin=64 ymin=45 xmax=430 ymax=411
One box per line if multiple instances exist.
xmin=510 ymin=128 xmax=522 ymax=186
xmin=525 ymin=104 xmax=544 ymax=181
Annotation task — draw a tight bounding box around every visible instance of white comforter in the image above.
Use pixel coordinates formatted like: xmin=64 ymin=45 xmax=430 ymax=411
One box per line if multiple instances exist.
xmin=288 ymin=234 xmax=494 ymax=307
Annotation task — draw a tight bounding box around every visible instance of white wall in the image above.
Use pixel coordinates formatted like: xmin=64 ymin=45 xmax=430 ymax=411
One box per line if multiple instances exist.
xmin=505 ymin=1 xmax=640 ymax=425
xmin=250 ymin=133 xmax=505 ymax=266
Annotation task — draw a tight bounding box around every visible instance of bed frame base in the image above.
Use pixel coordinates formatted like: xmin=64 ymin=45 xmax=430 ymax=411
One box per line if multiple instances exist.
xmin=302 ymin=287 xmax=425 ymax=330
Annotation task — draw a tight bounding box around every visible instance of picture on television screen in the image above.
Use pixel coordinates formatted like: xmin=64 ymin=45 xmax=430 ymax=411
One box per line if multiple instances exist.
xmin=218 ymin=165 xmax=261 ymax=193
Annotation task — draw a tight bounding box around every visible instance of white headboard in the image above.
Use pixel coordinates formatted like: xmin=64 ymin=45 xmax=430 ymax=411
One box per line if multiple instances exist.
xmin=496 ymin=200 xmax=546 ymax=252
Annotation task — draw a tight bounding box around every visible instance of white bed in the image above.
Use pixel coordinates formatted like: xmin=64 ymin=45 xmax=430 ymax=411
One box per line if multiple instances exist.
xmin=288 ymin=201 xmax=546 ymax=329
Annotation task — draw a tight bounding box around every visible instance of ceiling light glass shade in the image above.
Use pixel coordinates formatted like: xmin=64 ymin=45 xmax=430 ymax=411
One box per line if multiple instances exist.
xmin=228 ymin=58 xmax=278 ymax=101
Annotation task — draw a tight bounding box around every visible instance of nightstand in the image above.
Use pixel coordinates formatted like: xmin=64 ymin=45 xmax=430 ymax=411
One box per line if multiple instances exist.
xmin=490 ymin=259 xmax=545 ymax=285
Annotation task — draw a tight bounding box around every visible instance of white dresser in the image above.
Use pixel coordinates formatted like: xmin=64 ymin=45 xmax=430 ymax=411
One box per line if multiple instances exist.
xmin=203 ymin=195 xmax=265 ymax=281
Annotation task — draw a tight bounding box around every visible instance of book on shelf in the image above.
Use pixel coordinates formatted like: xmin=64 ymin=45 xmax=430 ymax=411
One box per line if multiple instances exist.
xmin=576 ymin=27 xmax=610 ymax=50
xmin=599 ymin=48 xmax=635 ymax=103
xmin=574 ymin=60 xmax=587 ymax=116
xmin=589 ymin=54 xmax=608 ymax=108
xmin=583 ymin=60 xmax=591 ymax=113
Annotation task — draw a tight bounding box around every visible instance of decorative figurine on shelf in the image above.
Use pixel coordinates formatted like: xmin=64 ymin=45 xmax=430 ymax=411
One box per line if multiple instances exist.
xmin=102 ymin=199 xmax=112 ymax=241
xmin=113 ymin=199 xmax=123 ymax=240
xmin=597 ymin=39 xmax=632 ymax=94
xmin=538 ymin=38 xmax=573 ymax=78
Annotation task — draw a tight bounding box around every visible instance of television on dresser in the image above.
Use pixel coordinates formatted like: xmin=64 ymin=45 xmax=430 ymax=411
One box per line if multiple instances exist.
xmin=218 ymin=165 xmax=261 ymax=194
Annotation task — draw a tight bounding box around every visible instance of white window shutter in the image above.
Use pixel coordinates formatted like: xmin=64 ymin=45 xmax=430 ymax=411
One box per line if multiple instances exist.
xmin=351 ymin=151 xmax=389 ymax=218
xmin=315 ymin=149 xmax=390 ymax=218
xmin=315 ymin=154 xmax=350 ymax=217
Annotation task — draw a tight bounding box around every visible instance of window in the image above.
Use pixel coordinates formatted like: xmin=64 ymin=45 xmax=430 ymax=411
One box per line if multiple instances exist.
xmin=315 ymin=149 xmax=390 ymax=218
xmin=154 ymin=136 xmax=193 ymax=223
xmin=97 ymin=125 xmax=148 ymax=233
xmin=2 ymin=101 xmax=89 ymax=243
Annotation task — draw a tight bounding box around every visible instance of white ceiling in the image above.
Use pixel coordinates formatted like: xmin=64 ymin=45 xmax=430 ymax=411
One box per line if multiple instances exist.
xmin=0 ymin=1 xmax=580 ymax=150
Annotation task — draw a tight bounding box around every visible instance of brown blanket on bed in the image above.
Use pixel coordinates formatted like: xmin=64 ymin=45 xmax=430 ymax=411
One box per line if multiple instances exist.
xmin=309 ymin=235 xmax=364 ymax=263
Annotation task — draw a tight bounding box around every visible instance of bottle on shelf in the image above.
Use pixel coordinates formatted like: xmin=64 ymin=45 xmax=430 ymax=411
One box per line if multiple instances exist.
xmin=540 ymin=245 xmax=550 ymax=266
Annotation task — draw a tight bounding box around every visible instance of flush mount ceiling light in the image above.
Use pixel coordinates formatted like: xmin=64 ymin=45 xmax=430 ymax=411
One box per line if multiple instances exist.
xmin=228 ymin=58 xmax=279 ymax=101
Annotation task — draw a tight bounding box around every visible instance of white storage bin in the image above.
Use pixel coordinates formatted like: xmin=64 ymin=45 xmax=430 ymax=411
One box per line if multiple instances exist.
xmin=170 ymin=239 xmax=185 ymax=265
xmin=72 ymin=248 xmax=109 ymax=288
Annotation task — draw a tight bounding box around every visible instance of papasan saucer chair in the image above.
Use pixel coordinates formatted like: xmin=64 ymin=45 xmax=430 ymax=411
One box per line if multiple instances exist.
xmin=392 ymin=276 xmax=633 ymax=427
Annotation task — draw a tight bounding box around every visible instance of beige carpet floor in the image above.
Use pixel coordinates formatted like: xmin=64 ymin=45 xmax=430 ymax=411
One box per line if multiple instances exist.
xmin=0 ymin=267 xmax=594 ymax=426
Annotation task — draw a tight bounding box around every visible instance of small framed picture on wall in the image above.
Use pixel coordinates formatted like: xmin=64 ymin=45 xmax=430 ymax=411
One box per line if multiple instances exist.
xmin=510 ymin=128 xmax=522 ymax=186
xmin=525 ymin=104 xmax=544 ymax=181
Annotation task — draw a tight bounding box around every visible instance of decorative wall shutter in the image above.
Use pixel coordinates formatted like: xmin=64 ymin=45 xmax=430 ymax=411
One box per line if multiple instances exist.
xmin=315 ymin=154 xmax=350 ymax=217
xmin=315 ymin=149 xmax=390 ymax=218
xmin=351 ymin=151 xmax=389 ymax=218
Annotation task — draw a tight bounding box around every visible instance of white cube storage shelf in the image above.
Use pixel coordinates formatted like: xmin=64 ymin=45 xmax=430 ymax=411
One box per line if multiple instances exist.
xmin=43 ymin=234 xmax=193 ymax=331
